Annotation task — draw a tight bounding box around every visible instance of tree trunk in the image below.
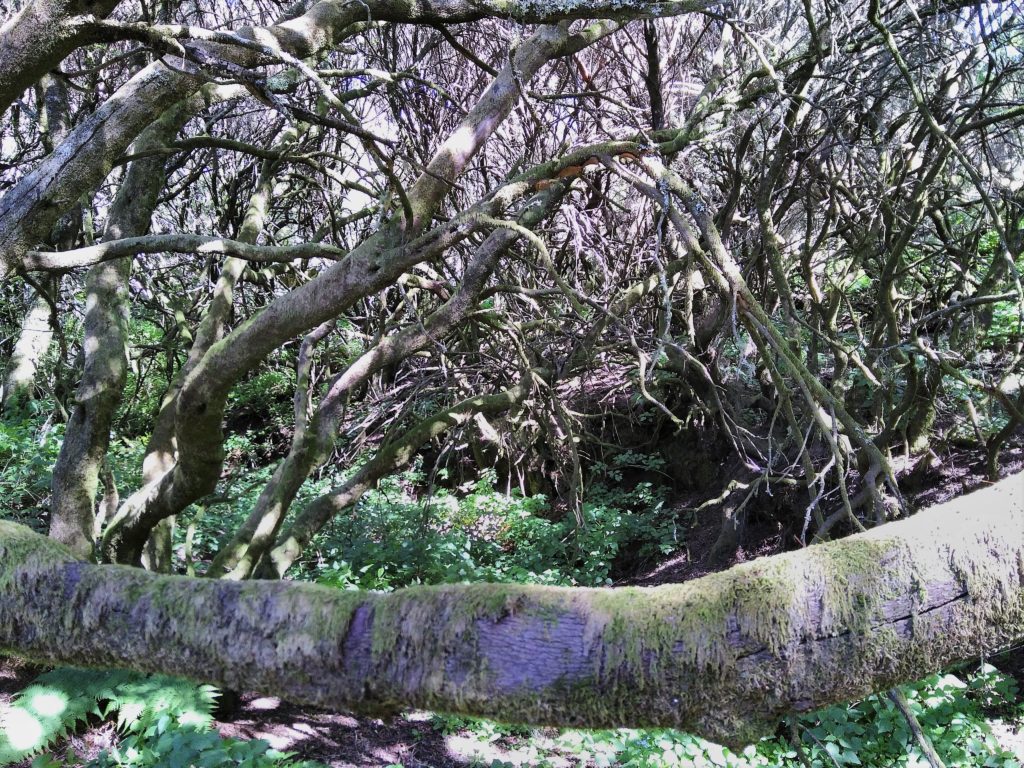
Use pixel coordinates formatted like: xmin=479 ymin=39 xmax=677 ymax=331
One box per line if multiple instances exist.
xmin=2 ymin=474 xmax=1021 ymax=749
xmin=0 ymin=0 xmax=123 ymax=115
xmin=99 ymin=122 xmax=301 ymax=567
xmin=48 ymin=94 xmax=195 ymax=560
xmin=0 ymin=287 xmax=53 ymax=413
xmin=211 ymin=186 xmax=565 ymax=579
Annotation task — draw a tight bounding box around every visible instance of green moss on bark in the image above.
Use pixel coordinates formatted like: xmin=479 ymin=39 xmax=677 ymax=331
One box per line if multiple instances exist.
xmin=0 ymin=521 xmax=78 ymax=584
xmin=572 ymin=537 xmax=898 ymax=684
xmin=2 ymin=486 xmax=1023 ymax=749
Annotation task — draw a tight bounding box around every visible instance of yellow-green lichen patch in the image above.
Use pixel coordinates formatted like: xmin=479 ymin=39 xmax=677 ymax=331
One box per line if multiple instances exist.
xmin=234 ymin=578 xmax=364 ymax=636
xmin=53 ymin=565 xmax=177 ymax=648
xmin=0 ymin=524 xmax=81 ymax=659
xmin=380 ymin=582 xmax=564 ymax=650
xmin=289 ymin=587 xmax=365 ymax=659
xmin=552 ymin=536 xmax=904 ymax=689
xmin=804 ymin=536 xmax=902 ymax=634
xmin=946 ymin=526 xmax=1023 ymax=613
xmin=577 ymin=580 xmax=731 ymax=681
xmin=576 ymin=554 xmax=803 ymax=680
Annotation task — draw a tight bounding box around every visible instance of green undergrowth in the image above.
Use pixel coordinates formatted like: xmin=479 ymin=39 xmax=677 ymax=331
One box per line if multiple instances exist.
xmin=284 ymin=472 xmax=1024 ymax=767
xmin=0 ymin=667 xmax=325 ymax=768
xmin=285 ymin=466 xmax=677 ymax=590
xmin=0 ymin=406 xmax=63 ymax=534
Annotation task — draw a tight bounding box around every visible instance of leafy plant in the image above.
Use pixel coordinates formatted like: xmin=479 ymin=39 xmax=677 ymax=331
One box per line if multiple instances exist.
xmin=1 ymin=667 xmax=328 ymax=768
xmin=556 ymin=666 xmax=1023 ymax=767
xmin=0 ymin=667 xmax=215 ymax=765
xmin=88 ymin=727 xmax=322 ymax=768
xmin=0 ymin=406 xmax=64 ymax=530
xmin=303 ymin=466 xmax=677 ymax=590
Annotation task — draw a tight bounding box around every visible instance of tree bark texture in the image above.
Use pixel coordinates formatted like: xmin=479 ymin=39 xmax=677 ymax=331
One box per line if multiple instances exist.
xmin=0 ymin=0 xmax=123 ymax=115
xmin=98 ymin=122 xmax=301 ymax=567
xmin=0 ymin=0 xmax=713 ymax=278
xmin=47 ymin=96 xmax=191 ymax=560
xmin=0 ymin=289 xmax=53 ymax=413
xmin=1 ymin=474 xmax=1021 ymax=748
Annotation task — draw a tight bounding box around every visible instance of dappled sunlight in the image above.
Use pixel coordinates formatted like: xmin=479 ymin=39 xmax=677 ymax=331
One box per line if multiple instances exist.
xmin=2 ymin=706 xmax=47 ymax=752
xmin=177 ymin=708 xmax=210 ymax=728
xmin=445 ymin=731 xmax=574 ymax=768
xmin=249 ymin=696 xmax=281 ymax=711
xmin=27 ymin=689 xmax=69 ymax=718
xmin=2 ymin=0 xmax=1024 ymax=765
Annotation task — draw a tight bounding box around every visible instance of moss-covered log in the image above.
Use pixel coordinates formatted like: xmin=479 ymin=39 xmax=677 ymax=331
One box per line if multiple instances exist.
xmin=2 ymin=476 xmax=1022 ymax=747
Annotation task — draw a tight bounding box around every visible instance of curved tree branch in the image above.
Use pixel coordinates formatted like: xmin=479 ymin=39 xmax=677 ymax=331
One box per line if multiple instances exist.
xmin=24 ymin=233 xmax=347 ymax=272
xmin=0 ymin=0 xmax=124 ymax=115
xmin=0 ymin=0 xmax=714 ymax=278
xmin=2 ymin=474 xmax=1022 ymax=749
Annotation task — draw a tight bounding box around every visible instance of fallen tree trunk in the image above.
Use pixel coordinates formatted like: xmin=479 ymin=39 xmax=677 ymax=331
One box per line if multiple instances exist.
xmin=1 ymin=475 xmax=1022 ymax=747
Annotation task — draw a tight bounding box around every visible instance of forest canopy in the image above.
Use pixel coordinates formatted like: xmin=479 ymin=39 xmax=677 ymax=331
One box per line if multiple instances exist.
xmin=1 ymin=0 xmax=1024 ymax=763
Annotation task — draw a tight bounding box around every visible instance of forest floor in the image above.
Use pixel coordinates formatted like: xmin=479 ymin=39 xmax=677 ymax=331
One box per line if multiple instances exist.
xmin=4 ymin=443 xmax=1024 ymax=767
xmin=6 ymin=653 xmax=1023 ymax=768
xmin=0 ymin=658 xmax=579 ymax=767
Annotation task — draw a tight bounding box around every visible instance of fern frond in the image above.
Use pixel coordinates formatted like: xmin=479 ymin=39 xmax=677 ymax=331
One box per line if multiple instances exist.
xmin=107 ymin=675 xmax=217 ymax=733
xmin=0 ymin=668 xmax=217 ymax=766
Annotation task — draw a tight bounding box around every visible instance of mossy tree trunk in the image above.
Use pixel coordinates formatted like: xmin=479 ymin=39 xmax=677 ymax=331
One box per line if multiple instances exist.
xmin=48 ymin=93 xmax=188 ymax=561
xmin=2 ymin=475 xmax=1022 ymax=749
xmin=98 ymin=122 xmax=302 ymax=568
xmin=0 ymin=286 xmax=54 ymax=414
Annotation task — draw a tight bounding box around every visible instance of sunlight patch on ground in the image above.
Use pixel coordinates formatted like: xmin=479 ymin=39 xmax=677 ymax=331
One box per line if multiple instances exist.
xmin=27 ymin=690 xmax=67 ymax=718
xmin=258 ymin=722 xmax=319 ymax=752
xmin=249 ymin=696 xmax=281 ymax=711
xmin=403 ymin=711 xmax=433 ymax=722
xmin=369 ymin=744 xmax=408 ymax=765
xmin=990 ymin=720 xmax=1024 ymax=760
xmin=445 ymin=732 xmax=573 ymax=767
